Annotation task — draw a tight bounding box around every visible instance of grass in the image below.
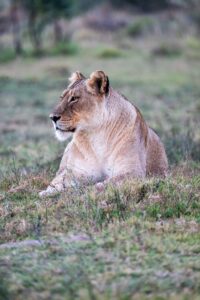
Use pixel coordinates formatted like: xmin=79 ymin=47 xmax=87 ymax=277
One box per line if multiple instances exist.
xmin=1 ymin=220 xmax=200 ymax=300
xmin=152 ymin=43 xmax=182 ymax=57
xmin=0 ymin=48 xmax=16 ymax=63
xmin=0 ymin=41 xmax=78 ymax=63
xmin=0 ymin=169 xmax=200 ymax=242
xmin=0 ymin=29 xmax=200 ymax=299
xmin=98 ymin=48 xmax=122 ymax=58
xmin=48 ymin=41 xmax=79 ymax=56
xmin=126 ymin=17 xmax=154 ymax=38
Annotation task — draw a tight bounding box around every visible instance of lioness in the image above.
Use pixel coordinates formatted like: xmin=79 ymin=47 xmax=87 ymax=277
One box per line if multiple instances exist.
xmin=39 ymin=70 xmax=168 ymax=197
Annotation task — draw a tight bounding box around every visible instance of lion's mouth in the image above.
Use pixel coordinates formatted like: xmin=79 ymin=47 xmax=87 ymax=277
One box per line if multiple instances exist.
xmin=56 ymin=126 xmax=76 ymax=133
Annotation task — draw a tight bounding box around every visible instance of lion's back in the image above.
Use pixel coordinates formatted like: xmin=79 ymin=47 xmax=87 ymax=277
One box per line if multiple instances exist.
xmin=146 ymin=128 xmax=168 ymax=177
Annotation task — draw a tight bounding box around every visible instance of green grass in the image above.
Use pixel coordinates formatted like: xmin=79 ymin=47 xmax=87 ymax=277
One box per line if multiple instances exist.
xmin=98 ymin=48 xmax=122 ymax=58
xmin=0 ymin=171 xmax=200 ymax=242
xmin=1 ymin=222 xmax=200 ymax=300
xmin=0 ymin=30 xmax=200 ymax=299
xmin=0 ymin=48 xmax=16 ymax=63
xmin=126 ymin=17 xmax=154 ymax=37
xmin=152 ymin=43 xmax=182 ymax=57
xmin=48 ymin=41 xmax=79 ymax=56
xmin=0 ymin=41 xmax=78 ymax=63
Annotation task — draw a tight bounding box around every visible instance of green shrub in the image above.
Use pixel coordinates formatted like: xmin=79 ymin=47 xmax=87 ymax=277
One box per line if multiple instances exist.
xmin=98 ymin=48 xmax=122 ymax=58
xmin=186 ymin=37 xmax=200 ymax=59
xmin=49 ymin=41 xmax=78 ymax=56
xmin=126 ymin=18 xmax=154 ymax=37
xmin=152 ymin=43 xmax=182 ymax=57
xmin=0 ymin=48 xmax=16 ymax=63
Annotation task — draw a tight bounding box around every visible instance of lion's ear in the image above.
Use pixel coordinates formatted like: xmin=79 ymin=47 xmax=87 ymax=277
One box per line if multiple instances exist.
xmin=86 ymin=70 xmax=109 ymax=95
xmin=69 ymin=71 xmax=85 ymax=84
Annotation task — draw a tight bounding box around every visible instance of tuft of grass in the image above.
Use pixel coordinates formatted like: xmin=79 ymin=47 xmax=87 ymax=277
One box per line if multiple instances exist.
xmin=0 ymin=48 xmax=16 ymax=63
xmin=0 ymin=42 xmax=78 ymax=64
xmin=48 ymin=41 xmax=79 ymax=56
xmin=20 ymin=42 xmax=78 ymax=58
xmin=164 ymin=130 xmax=200 ymax=164
xmin=185 ymin=37 xmax=200 ymax=59
xmin=146 ymin=176 xmax=200 ymax=219
xmin=126 ymin=18 xmax=154 ymax=38
xmin=152 ymin=43 xmax=182 ymax=57
xmin=0 ymin=169 xmax=200 ymax=244
xmin=186 ymin=37 xmax=200 ymax=51
xmin=98 ymin=48 xmax=122 ymax=58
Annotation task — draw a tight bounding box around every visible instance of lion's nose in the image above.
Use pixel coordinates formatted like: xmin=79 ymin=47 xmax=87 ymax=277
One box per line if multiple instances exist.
xmin=49 ymin=114 xmax=61 ymax=123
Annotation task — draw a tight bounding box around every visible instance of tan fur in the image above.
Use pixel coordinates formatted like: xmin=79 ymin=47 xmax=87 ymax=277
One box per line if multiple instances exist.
xmin=39 ymin=70 xmax=168 ymax=197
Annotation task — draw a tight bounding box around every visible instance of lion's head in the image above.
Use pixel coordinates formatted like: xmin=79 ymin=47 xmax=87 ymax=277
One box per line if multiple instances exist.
xmin=50 ymin=70 xmax=110 ymax=141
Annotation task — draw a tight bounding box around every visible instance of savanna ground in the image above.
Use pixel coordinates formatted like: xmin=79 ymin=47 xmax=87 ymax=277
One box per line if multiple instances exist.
xmin=0 ymin=16 xmax=200 ymax=300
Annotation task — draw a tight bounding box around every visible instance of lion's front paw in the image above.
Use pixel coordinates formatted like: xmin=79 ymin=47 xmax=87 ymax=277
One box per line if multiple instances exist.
xmin=39 ymin=186 xmax=61 ymax=198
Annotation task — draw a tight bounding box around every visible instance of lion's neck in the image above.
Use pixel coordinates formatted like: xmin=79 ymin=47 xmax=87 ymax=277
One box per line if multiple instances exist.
xmin=73 ymin=88 xmax=137 ymax=157
xmin=105 ymin=88 xmax=137 ymax=131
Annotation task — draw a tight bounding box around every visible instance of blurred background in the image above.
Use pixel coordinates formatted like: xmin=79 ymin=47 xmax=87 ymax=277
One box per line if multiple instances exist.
xmin=0 ymin=0 xmax=200 ymax=174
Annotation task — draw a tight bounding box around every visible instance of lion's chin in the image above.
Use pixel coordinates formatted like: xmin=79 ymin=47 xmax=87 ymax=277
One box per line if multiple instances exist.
xmin=55 ymin=130 xmax=73 ymax=142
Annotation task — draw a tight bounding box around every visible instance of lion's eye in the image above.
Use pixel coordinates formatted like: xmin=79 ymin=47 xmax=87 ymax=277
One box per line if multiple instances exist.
xmin=69 ymin=96 xmax=80 ymax=104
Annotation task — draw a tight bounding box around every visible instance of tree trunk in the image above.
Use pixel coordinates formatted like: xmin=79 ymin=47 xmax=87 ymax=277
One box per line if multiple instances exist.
xmin=28 ymin=9 xmax=42 ymax=54
xmin=53 ymin=19 xmax=63 ymax=44
xmin=10 ymin=1 xmax=23 ymax=55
